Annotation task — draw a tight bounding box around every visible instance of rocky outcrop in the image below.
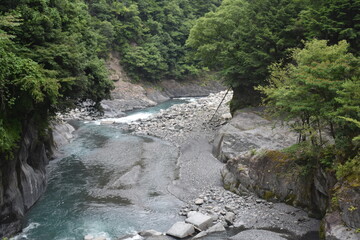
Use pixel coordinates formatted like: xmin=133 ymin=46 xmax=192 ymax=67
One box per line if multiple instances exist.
xmin=0 ymin=118 xmax=49 ymax=238
xmin=213 ymin=109 xmax=298 ymax=163
xmin=51 ymin=121 xmax=75 ymax=156
xmin=0 ymin=119 xmax=74 ymax=238
xmin=322 ymin=181 xmax=360 ymax=240
xmin=213 ymin=109 xmax=360 ymax=239
xmin=221 ymin=151 xmax=334 ymax=217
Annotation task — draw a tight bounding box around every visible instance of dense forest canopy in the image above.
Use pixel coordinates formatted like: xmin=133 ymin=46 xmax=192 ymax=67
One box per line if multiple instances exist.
xmin=0 ymin=0 xmax=221 ymax=156
xmin=85 ymin=0 xmax=222 ymax=81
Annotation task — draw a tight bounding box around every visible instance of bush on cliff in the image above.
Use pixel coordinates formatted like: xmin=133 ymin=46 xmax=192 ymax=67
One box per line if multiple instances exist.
xmin=258 ymin=39 xmax=360 ymax=177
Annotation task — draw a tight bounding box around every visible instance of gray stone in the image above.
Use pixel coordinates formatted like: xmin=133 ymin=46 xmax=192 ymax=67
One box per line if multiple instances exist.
xmin=192 ymin=231 xmax=207 ymax=239
xmin=185 ymin=212 xmax=213 ymax=230
xmin=206 ymin=222 xmax=226 ymax=233
xmin=195 ymin=198 xmax=204 ymax=205
xmin=187 ymin=211 xmax=197 ymax=218
xmin=94 ymin=237 xmax=106 ymax=240
xmin=213 ymin=110 xmax=297 ymax=163
xmin=222 ymin=113 xmax=232 ymax=120
xmin=210 ymin=214 xmax=219 ymax=221
xmin=52 ymin=122 xmax=75 ymax=149
xmin=143 ymin=236 xmax=173 ymax=240
xmin=230 ymin=229 xmax=288 ymax=240
xmin=324 ymin=211 xmax=360 ymax=240
xmin=166 ymin=222 xmax=195 ymax=239
xmin=0 ymin=118 xmax=49 ymax=238
xmin=225 ymin=205 xmax=237 ymax=212
xmin=139 ymin=229 xmax=163 ymax=237
xmin=225 ymin=212 xmax=236 ymax=224
xmin=84 ymin=235 xmax=94 ymax=240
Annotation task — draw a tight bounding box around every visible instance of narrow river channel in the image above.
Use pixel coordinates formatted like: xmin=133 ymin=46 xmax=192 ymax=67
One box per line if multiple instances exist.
xmin=16 ymin=100 xmax=196 ymax=240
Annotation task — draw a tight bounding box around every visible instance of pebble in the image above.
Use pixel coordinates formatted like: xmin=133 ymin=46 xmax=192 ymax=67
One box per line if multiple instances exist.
xmin=195 ymin=198 xmax=204 ymax=205
xmin=127 ymin=91 xmax=233 ymax=145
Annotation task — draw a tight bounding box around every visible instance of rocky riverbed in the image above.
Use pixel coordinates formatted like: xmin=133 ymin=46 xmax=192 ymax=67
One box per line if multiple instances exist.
xmin=105 ymin=91 xmax=323 ymax=240
xmin=128 ymin=90 xmax=233 ymax=145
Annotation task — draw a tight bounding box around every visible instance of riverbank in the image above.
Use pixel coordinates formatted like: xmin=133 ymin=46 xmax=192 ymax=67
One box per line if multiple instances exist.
xmin=119 ymin=91 xmax=321 ymax=240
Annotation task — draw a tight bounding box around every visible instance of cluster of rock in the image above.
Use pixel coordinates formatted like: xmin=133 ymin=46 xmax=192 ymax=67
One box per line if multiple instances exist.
xmin=177 ymin=187 xmax=320 ymax=239
xmin=128 ymin=91 xmax=233 ymax=145
xmin=109 ymin=186 xmax=320 ymax=240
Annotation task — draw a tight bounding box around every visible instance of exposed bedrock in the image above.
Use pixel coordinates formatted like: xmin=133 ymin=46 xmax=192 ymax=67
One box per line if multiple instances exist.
xmin=0 ymin=119 xmax=74 ymax=238
xmin=213 ymin=109 xmax=360 ymax=239
xmin=0 ymin=118 xmax=48 ymax=238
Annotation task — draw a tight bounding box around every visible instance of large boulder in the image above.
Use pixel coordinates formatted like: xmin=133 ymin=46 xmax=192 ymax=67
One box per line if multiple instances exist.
xmin=52 ymin=122 xmax=75 ymax=150
xmin=322 ymin=181 xmax=360 ymax=240
xmin=185 ymin=212 xmax=213 ymax=231
xmin=323 ymin=211 xmax=359 ymax=240
xmin=166 ymin=222 xmax=195 ymax=239
xmin=213 ymin=110 xmax=297 ymax=163
xmin=214 ymin=108 xmax=359 ymax=239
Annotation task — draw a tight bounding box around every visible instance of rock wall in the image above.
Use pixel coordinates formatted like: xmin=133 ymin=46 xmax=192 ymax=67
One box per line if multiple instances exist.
xmin=213 ymin=108 xmax=298 ymax=163
xmin=0 ymin=119 xmax=74 ymax=238
xmin=221 ymin=152 xmax=335 ymax=217
xmin=0 ymin=118 xmax=48 ymax=238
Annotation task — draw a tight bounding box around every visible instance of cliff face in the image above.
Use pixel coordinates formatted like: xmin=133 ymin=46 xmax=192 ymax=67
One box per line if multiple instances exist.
xmin=0 ymin=118 xmax=49 ymax=238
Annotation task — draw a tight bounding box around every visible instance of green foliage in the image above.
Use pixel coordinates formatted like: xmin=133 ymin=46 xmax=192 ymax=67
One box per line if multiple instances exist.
xmin=0 ymin=0 xmax=221 ymax=156
xmin=0 ymin=33 xmax=59 ymax=153
xmin=260 ymin=39 xmax=360 ymax=180
xmin=187 ymin=0 xmax=305 ymax=97
xmin=0 ymin=0 xmax=114 ymax=156
xmin=336 ymin=154 xmax=360 ymax=185
xmin=258 ymin=40 xmax=360 ymax=146
xmin=300 ymin=0 xmax=360 ymax=54
xmin=86 ymin=0 xmax=221 ymax=81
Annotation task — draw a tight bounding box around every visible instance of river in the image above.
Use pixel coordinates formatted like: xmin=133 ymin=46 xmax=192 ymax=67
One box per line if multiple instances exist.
xmin=15 ymin=99 xmax=197 ymax=240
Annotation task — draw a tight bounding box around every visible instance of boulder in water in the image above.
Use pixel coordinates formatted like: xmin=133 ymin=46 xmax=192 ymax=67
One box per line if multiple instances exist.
xmin=84 ymin=235 xmax=94 ymax=240
xmin=166 ymin=222 xmax=195 ymax=238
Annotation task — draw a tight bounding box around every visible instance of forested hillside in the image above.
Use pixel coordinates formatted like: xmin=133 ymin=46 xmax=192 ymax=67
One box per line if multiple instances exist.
xmin=188 ymin=0 xmax=360 ymax=224
xmin=187 ymin=0 xmax=360 ymax=111
xmin=0 ymin=0 xmax=221 ymax=157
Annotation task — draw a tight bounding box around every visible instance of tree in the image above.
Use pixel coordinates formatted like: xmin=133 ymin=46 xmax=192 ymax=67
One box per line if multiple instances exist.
xmin=0 ymin=1 xmax=114 ymax=157
xmin=300 ymin=0 xmax=360 ymax=54
xmin=86 ymin=0 xmax=221 ymax=81
xmin=187 ymin=0 xmax=305 ymax=112
xmin=258 ymin=39 xmax=360 ymax=152
xmin=0 ymin=17 xmax=59 ymax=154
